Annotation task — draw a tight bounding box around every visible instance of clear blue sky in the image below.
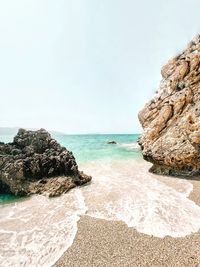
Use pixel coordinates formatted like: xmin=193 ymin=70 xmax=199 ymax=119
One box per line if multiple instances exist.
xmin=0 ymin=0 xmax=199 ymax=134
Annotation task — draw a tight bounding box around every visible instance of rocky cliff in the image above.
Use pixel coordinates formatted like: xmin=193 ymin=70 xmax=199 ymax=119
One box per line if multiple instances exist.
xmin=0 ymin=129 xmax=91 ymax=197
xmin=138 ymin=35 xmax=200 ymax=177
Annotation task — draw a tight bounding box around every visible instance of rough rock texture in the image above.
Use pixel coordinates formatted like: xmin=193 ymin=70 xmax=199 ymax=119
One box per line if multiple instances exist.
xmin=138 ymin=35 xmax=200 ymax=177
xmin=0 ymin=129 xmax=91 ymax=197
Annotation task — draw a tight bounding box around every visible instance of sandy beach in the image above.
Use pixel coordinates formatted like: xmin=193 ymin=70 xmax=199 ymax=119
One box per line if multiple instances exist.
xmin=54 ymin=178 xmax=200 ymax=267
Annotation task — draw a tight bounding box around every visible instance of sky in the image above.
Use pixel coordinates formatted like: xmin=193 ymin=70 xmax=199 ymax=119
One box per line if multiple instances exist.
xmin=0 ymin=0 xmax=199 ymax=134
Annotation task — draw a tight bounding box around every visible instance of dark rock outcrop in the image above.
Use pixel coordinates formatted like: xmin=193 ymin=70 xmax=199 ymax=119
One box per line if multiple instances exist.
xmin=0 ymin=128 xmax=91 ymax=197
xmin=138 ymin=35 xmax=200 ymax=177
xmin=107 ymin=141 xmax=117 ymax=145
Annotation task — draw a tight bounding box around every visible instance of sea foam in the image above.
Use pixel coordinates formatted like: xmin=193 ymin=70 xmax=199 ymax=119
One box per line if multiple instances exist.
xmin=119 ymin=142 xmax=140 ymax=151
xmin=80 ymin=160 xmax=200 ymax=238
xmin=0 ymin=159 xmax=200 ymax=266
xmin=0 ymin=189 xmax=86 ymax=267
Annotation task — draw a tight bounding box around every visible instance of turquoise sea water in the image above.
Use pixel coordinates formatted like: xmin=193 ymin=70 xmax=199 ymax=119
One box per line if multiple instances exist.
xmin=54 ymin=134 xmax=141 ymax=163
xmin=1 ymin=132 xmax=200 ymax=267
xmin=0 ymin=133 xmax=141 ymax=204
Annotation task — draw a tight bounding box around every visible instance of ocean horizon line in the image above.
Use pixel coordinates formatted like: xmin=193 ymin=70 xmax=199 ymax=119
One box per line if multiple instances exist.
xmin=0 ymin=127 xmax=141 ymax=136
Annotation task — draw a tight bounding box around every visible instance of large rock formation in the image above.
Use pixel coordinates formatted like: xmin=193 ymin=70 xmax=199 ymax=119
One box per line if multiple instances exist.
xmin=138 ymin=35 xmax=200 ymax=177
xmin=0 ymin=129 xmax=91 ymax=197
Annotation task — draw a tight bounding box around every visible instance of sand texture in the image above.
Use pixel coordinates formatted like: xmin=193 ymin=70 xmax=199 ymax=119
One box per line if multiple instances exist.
xmin=54 ymin=179 xmax=200 ymax=267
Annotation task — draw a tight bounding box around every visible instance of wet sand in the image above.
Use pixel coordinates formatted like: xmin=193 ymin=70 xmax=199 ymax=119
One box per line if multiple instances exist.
xmin=54 ymin=178 xmax=200 ymax=267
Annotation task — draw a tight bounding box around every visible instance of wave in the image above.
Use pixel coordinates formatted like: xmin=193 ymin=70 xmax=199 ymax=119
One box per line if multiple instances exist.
xmin=0 ymin=189 xmax=86 ymax=267
xmin=0 ymin=159 xmax=200 ymax=266
xmin=80 ymin=160 xmax=200 ymax=238
xmin=119 ymin=142 xmax=140 ymax=151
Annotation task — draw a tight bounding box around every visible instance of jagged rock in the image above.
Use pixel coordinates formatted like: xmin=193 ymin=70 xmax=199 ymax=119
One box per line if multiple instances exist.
xmin=0 ymin=129 xmax=91 ymax=197
xmin=138 ymin=35 xmax=200 ymax=177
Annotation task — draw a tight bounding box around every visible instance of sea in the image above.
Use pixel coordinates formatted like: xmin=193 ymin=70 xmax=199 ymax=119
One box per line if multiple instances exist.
xmin=1 ymin=133 xmax=200 ymax=267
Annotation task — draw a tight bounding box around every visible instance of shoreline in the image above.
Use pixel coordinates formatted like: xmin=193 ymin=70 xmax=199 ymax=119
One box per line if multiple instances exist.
xmin=54 ymin=178 xmax=200 ymax=267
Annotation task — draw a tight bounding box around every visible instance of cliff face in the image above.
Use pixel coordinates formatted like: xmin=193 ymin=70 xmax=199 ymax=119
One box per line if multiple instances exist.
xmin=138 ymin=35 xmax=200 ymax=177
xmin=0 ymin=129 xmax=91 ymax=197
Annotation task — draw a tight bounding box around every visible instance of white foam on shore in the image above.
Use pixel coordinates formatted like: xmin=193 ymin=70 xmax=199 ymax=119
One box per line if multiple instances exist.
xmin=80 ymin=160 xmax=200 ymax=238
xmin=0 ymin=159 xmax=200 ymax=266
xmin=0 ymin=189 xmax=86 ymax=267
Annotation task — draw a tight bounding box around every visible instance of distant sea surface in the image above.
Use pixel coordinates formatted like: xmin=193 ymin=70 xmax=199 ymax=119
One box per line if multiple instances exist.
xmin=1 ymin=132 xmax=200 ymax=267
xmin=55 ymin=133 xmax=141 ymax=162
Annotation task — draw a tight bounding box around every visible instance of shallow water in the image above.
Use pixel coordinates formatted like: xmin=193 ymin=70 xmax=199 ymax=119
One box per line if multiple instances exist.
xmin=0 ymin=134 xmax=200 ymax=267
xmin=0 ymin=190 xmax=86 ymax=267
xmin=80 ymin=160 xmax=200 ymax=238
